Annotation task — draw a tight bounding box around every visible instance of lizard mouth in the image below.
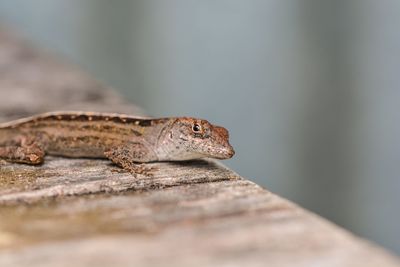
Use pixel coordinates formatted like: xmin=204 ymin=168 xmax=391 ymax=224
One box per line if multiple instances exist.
xmin=213 ymin=145 xmax=235 ymax=159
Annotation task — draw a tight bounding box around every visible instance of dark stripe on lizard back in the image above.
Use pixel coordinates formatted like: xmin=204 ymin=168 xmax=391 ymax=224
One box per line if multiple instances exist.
xmin=41 ymin=113 xmax=157 ymax=127
xmin=1 ymin=112 xmax=170 ymax=129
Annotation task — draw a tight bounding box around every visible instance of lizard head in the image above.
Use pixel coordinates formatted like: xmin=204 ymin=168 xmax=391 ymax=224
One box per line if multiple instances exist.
xmin=160 ymin=117 xmax=235 ymax=161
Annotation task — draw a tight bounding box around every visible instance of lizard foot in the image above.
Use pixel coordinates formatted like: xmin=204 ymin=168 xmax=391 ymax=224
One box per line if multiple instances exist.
xmin=123 ymin=163 xmax=156 ymax=177
xmin=104 ymin=146 xmax=156 ymax=177
xmin=109 ymin=162 xmax=156 ymax=177
xmin=0 ymin=144 xmax=45 ymax=165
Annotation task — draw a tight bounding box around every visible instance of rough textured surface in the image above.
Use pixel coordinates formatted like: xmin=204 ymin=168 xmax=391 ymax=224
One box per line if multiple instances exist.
xmin=0 ymin=29 xmax=399 ymax=267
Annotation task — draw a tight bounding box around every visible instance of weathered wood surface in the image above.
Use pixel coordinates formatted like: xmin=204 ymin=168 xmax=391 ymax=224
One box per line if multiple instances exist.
xmin=0 ymin=29 xmax=399 ymax=267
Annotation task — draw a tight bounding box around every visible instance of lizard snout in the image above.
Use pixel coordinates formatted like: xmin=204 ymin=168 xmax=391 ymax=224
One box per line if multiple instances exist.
xmin=212 ymin=126 xmax=235 ymax=159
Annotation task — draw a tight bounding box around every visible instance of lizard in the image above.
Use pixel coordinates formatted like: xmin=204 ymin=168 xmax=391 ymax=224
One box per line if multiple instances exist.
xmin=0 ymin=111 xmax=235 ymax=175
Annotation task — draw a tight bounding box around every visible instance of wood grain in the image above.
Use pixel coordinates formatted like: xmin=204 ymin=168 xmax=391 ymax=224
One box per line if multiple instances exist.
xmin=0 ymin=29 xmax=399 ymax=267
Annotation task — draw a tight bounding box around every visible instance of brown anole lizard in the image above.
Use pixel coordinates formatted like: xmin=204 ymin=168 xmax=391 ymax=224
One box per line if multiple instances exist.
xmin=0 ymin=112 xmax=235 ymax=174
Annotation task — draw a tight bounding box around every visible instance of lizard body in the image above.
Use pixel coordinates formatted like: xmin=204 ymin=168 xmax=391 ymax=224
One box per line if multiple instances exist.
xmin=0 ymin=112 xmax=234 ymax=173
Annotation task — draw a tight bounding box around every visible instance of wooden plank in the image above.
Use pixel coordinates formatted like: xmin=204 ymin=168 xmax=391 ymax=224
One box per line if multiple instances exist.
xmin=0 ymin=29 xmax=399 ymax=267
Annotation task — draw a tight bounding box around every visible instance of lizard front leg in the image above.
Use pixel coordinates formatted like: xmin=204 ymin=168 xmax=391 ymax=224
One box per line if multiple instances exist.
xmin=0 ymin=136 xmax=45 ymax=165
xmin=104 ymin=143 xmax=157 ymax=176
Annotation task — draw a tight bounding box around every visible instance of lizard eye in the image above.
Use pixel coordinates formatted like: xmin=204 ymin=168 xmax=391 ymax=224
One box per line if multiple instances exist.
xmin=192 ymin=123 xmax=202 ymax=133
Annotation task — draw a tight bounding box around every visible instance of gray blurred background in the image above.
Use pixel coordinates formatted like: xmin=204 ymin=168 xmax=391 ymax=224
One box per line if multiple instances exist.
xmin=0 ymin=0 xmax=399 ymax=255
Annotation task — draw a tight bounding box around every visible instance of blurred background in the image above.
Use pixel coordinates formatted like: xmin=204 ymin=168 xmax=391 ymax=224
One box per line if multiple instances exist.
xmin=0 ymin=0 xmax=399 ymax=255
